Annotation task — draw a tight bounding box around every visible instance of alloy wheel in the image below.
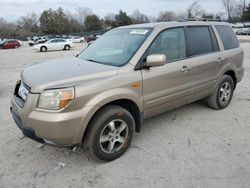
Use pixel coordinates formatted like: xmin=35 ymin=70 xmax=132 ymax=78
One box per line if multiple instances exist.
xmin=219 ymin=81 xmax=232 ymax=105
xmin=99 ymin=119 xmax=128 ymax=154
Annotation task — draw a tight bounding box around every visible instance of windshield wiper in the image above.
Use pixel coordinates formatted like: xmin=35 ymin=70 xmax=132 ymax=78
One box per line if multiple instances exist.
xmin=85 ymin=59 xmax=102 ymax=64
xmin=83 ymin=59 xmax=118 ymax=67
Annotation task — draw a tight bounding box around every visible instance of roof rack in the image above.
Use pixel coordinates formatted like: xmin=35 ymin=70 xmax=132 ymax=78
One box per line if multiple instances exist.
xmin=178 ymin=18 xmax=222 ymax=22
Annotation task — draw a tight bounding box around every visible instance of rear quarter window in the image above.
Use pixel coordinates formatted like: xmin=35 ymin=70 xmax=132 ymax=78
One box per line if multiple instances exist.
xmin=215 ymin=25 xmax=239 ymax=50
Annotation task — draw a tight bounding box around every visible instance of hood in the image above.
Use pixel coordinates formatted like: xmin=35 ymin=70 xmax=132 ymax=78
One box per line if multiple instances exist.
xmin=21 ymin=57 xmax=118 ymax=93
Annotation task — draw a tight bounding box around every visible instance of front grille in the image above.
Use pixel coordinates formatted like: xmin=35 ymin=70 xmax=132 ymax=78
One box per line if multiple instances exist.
xmin=14 ymin=81 xmax=31 ymax=108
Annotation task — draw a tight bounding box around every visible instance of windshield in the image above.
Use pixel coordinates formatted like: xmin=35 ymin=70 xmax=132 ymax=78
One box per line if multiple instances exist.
xmin=78 ymin=28 xmax=152 ymax=67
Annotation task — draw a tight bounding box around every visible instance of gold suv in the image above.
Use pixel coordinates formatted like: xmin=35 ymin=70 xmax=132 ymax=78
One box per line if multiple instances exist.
xmin=11 ymin=22 xmax=244 ymax=161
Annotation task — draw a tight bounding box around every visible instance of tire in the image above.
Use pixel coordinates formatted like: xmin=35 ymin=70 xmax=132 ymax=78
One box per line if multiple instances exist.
xmin=84 ymin=105 xmax=135 ymax=162
xmin=80 ymin=40 xmax=84 ymax=43
xmin=40 ymin=46 xmax=47 ymax=52
xmin=207 ymin=75 xmax=235 ymax=110
xmin=64 ymin=45 xmax=70 ymax=50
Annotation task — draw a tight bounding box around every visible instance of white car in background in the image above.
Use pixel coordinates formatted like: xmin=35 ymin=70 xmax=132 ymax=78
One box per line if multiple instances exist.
xmin=72 ymin=36 xmax=85 ymax=43
xmin=234 ymin=23 xmax=244 ymax=28
xmin=34 ymin=38 xmax=74 ymax=52
xmin=236 ymin=28 xmax=249 ymax=35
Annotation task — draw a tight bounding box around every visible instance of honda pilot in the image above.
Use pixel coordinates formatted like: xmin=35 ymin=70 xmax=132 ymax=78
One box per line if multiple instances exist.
xmin=11 ymin=22 xmax=244 ymax=162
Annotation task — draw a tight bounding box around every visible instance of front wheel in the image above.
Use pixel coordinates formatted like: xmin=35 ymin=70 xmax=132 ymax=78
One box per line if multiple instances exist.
xmin=64 ymin=45 xmax=70 ymax=50
xmin=84 ymin=105 xmax=135 ymax=162
xmin=40 ymin=46 xmax=47 ymax=52
xmin=207 ymin=75 xmax=235 ymax=110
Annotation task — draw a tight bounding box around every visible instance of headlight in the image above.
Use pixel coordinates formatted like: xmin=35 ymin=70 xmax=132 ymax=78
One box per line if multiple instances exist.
xmin=38 ymin=87 xmax=74 ymax=110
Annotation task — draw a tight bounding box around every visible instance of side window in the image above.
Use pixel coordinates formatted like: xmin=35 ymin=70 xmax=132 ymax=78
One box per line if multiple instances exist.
xmin=215 ymin=25 xmax=239 ymax=50
xmin=186 ymin=26 xmax=214 ymax=56
xmin=57 ymin=39 xmax=65 ymax=43
xmin=148 ymin=28 xmax=186 ymax=62
xmin=50 ymin=40 xmax=57 ymax=43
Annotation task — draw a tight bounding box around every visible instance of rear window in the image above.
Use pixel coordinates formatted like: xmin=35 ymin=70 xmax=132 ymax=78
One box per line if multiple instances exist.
xmin=215 ymin=25 xmax=239 ymax=50
xmin=186 ymin=26 xmax=215 ymax=56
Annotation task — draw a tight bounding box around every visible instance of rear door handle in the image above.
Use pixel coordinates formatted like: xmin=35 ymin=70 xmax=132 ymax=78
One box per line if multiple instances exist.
xmin=180 ymin=66 xmax=191 ymax=73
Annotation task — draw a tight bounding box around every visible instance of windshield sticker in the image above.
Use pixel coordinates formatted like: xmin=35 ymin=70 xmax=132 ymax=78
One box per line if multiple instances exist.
xmin=130 ymin=29 xmax=149 ymax=35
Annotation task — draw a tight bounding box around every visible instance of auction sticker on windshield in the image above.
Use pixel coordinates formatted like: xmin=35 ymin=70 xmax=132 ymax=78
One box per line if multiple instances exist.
xmin=130 ymin=29 xmax=149 ymax=35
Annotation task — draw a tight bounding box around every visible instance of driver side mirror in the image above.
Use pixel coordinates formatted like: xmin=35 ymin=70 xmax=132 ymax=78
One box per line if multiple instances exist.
xmin=146 ymin=54 xmax=166 ymax=67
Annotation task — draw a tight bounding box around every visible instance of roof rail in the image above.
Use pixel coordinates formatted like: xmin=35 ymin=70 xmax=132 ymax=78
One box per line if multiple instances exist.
xmin=178 ymin=18 xmax=222 ymax=22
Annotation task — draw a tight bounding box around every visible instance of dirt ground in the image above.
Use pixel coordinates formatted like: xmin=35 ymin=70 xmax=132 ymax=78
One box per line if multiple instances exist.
xmin=0 ymin=38 xmax=250 ymax=188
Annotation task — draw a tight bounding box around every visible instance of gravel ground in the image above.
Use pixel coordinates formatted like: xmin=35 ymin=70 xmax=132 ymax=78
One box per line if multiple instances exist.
xmin=0 ymin=39 xmax=250 ymax=188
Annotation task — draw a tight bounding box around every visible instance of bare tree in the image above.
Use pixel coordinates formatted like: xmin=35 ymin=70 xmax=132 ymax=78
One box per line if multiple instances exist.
xmin=187 ymin=0 xmax=204 ymax=18
xmin=104 ymin=13 xmax=117 ymax=28
xmin=147 ymin=16 xmax=157 ymax=23
xmin=176 ymin=11 xmax=188 ymax=20
xmin=131 ymin=10 xmax=149 ymax=24
xmin=0 ymin=17 xmax=17 ymax=38
xmin=215 ymin=12 xmax=225 ymax=19
xmin=17 ymin=13 xmax=39 ymax=35
xmin=222 ymin=0 xmax=235 ymax=21
xmin=222 ymin=0 xmax=246 ymax=21
xmin=75 ymin=7 xmax=93 ymax=26
xmin=242 ymin=0 xmax=246 ymax=12
xmin=238 ymin=0 xmax=247 ymax=16
xmin=157 ymin=11 xmax=177 ymax=22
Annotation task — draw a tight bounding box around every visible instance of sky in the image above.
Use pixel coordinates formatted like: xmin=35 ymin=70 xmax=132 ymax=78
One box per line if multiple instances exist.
xmin=0 ymin=0 xmax=233 ymax=22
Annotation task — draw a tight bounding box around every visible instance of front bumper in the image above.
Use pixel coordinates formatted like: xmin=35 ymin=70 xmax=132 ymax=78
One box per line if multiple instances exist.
xmin=10 ymin=107 xmax=45 ymax=144
xmin=10 ymin=90 xmax=94 ymax=147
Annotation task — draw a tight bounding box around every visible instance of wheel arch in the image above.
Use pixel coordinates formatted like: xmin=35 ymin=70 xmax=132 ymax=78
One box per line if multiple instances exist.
xmin=81 ymin=98 xmax=143 ymax=143
xmin=64 ymin=44 xmax=70 ymax=48
xmin=40 ymin=45 xmax=47 ymax=51
xmin=224 ymin=70 xmax=237 ymax=89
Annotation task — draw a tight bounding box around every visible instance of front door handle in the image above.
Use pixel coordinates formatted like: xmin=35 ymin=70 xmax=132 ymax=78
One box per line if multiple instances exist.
xmin=217 ymin=57 xmax=224 ymax=64
xmin=180 ymin=66 xmax=191 ymax=73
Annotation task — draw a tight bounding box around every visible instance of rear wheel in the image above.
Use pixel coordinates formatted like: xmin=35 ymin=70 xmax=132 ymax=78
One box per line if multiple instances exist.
xmin=207 ymin=75 xmax=235 ymax=110
xmin=64 ymin=45 xmax=70 ymax=50
xmin=40 ymin=46 xmax=47 ymax=52
xmin=84 ymin=105 xmax=135 ymax=162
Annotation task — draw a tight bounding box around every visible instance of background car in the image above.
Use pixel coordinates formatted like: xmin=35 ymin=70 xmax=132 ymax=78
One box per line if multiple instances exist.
xmin=0 ymin=39 xmax=21 ymax=49
xmin=35 ymin=37 xmax=48 ymax=44
xmin=33 ymin=38 xmax=74 ymax=52
xmin=233 ymin=22 xmax=244 ymax=28
xmin=71 ymin=36 xmax=85 ymax=43
xmin=28 ymin=40 xmax=35 ymax=46
xmin=243 ymin=22 xmax=250 ymax=27
xmin=28 ymin=35 xmax=54 ymax=46
xmin=242 ymin=28 xmax=250 ymax=35
xmin=236 ymin=28 xmax=249 ymax=35
xmin=17 ymin=40 xmax=23 ymax=46
xmin=85 ymin=35 xmax=97 ymax=43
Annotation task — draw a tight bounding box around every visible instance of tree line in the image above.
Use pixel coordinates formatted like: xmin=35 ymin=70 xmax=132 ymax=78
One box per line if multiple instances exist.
xmin=0 ymin=0 xmax=250 ymax=38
